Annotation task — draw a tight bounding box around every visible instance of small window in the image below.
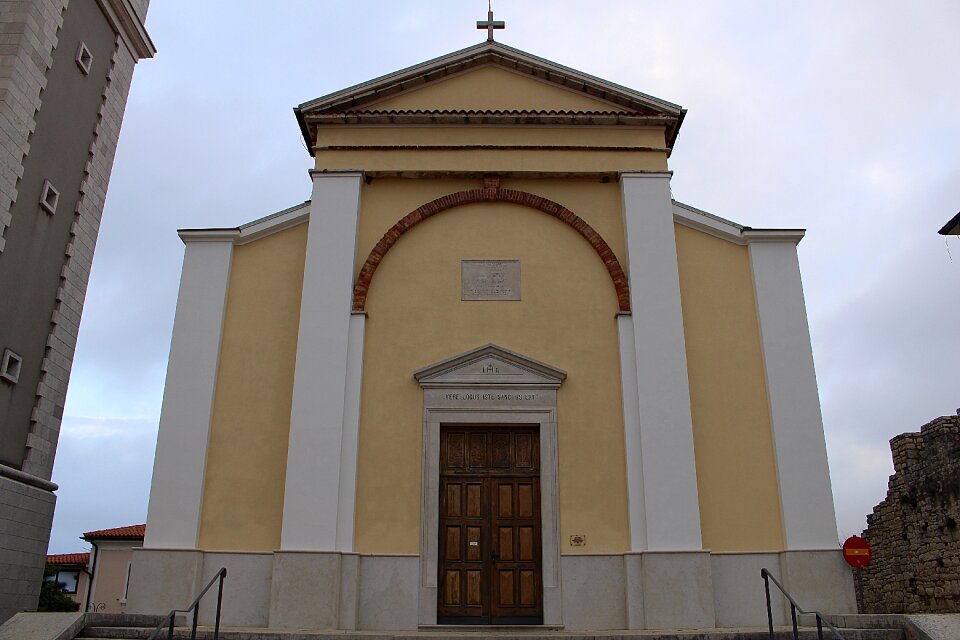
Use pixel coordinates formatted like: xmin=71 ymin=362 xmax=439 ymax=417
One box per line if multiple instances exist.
xmin=1 ymin=349 xmax=22 ymax=384
xmin=45 ymin=570 xmax=79 ymax=594
xmin=58 ymin=570 xmax=79 ymax=594
xmin=76 ymin=42 xmax=92 ymax=75
xmin=40 ymin=180 xmax=59 ymax=215
xmin=121 ymin=561 xmax=132 ymax=603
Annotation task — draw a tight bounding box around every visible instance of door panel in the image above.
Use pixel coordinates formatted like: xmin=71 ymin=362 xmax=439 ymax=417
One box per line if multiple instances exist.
xmin=438 ymin=426 xmax=543 ymax=624
xmin=490 ymin=477 xmax=541 ymax=621
xmin=438 ymin=476 xmax=486 ymax=620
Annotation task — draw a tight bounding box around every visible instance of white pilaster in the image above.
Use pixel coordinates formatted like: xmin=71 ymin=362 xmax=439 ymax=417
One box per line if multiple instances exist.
xmin=747 ymin=237 xmax=839 ymax=549
xmin=281 ymin=172 xmax=363 ymax=551
xmin=144 ymin=232 xmax=237 ymax=549
xmin=617 ymin=313 xmax=647 ymax=551
xmin=620 ymin=172 xmax=702 ymax=551
xmin=335 ymin=312 xmax=366 ymax=551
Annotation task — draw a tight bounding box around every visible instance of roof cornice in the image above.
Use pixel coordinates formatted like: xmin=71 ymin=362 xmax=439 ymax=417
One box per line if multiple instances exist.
xmin=939 ymin=211 xmax=960 ymax=235
xmin=304 ymin=111 xmax=676 ymax=128
xmin=673 ymin=200 xmax=806 ymax=245
xmin=237 ymin=201 xmax=310 ymax=245
xmin=177 ymin=228 xmax=240 ymax=244
xmin=177 ymin=201 xmax=314 ymax=246
xmin=741 ymin=229 xmax=806 ymax=244
xmin=96 ymin=0 xmax=155 ymax=59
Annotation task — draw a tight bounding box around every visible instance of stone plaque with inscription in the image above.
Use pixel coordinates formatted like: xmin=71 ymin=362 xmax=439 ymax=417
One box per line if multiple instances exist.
xmin=461 ymin=260 xmax=520 ymax=301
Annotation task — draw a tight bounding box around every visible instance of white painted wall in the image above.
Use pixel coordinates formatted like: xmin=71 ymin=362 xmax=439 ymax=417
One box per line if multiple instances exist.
xmin=144 ymin=236 xmax=235 ymax=549
xmin=620 ymin=172 xmax=702 ymax=551
xmin=748 ymin=240 xmax=839 ymax=550
xmin=336 ymin=313 xmax=366 ymax=552
xmin=281 ymin=172 xmax=363 ymax=551
xmin=617 ymin=314 xmax=647 ymax=551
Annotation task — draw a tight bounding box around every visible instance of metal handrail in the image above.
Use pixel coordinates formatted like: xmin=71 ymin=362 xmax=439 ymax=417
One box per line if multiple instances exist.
xmin=146 ymin=567 xmax=227 ymax=640
xmin=761 ymin=568 xmax=845 ymax=640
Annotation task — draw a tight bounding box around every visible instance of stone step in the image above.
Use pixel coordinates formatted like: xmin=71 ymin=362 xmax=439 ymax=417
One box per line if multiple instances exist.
xmin=81 ymin=613 xmax=169 ymax=628
xmin=75 ymin=625 xmax=906 ymax=640
xmin=420 ymin=626 xmax=565 ymax=632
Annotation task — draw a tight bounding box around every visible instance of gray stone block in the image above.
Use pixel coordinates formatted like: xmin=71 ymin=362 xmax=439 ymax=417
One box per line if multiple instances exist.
xmin=0 ymin=612 xmax=85 ymax=640
xmin=0 ymin=520 xmax=29 ymax=551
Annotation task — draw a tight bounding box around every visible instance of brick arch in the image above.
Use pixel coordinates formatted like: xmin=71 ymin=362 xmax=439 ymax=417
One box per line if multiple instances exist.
xmin=352 ymin=176 xmax=631 ymax=313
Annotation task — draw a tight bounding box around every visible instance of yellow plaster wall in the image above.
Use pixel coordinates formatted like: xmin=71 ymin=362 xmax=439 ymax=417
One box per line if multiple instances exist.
xmin=366 ymin=65 xmax=628 ymax=112
xmin=354 ymin=188 xmax=630 ymax=555
xmin=314 ymin=147 xmax=667 ymax=174
xmin=197 ymin=224 xmax=308 ymax=551
xmin=674 ymin=224 xmax=785 ymax=552
xmin=355 ymin=177 xmax=627 ymax=279
xmin=316 ymin=126 xmax=666 ymax=149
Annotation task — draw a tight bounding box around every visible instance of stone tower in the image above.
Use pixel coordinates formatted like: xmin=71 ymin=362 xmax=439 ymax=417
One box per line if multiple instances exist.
xmin=0 ymin=0 xmax=154 ymax=622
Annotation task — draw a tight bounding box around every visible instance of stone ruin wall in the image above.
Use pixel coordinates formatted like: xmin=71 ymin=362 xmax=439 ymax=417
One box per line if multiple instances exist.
xmin=859 ymin=414 xmax=960 ymax=613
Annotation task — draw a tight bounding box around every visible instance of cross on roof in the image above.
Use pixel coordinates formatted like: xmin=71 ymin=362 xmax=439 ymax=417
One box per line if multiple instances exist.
xmin=476 ymin=2 xmax=505 ymax=42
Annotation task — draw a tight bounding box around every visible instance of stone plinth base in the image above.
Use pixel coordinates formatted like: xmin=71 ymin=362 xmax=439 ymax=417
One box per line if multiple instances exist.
xmin=0 ymin=473 xmax=56 ymax=623
xmin=127 ymin=548 xmax=854 ymax=631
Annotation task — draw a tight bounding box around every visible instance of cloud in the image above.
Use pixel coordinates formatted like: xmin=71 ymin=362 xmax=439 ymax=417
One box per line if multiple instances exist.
xmin=60 ymin=415 xmax=155 ymax=440
xmin=48 ymin=416 xmax=157 ymax=554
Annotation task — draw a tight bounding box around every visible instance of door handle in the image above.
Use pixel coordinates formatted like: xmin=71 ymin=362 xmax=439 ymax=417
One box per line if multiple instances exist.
xmin=491 ymin=552 xmax=498 ymax=561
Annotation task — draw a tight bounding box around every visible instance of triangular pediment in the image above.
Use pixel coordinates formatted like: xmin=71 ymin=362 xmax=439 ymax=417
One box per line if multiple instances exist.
xmin=414 ymin=344 xmax=566 ymax=389
xmin=359 ymin=65 xmax=630 ymax=114
xmin=295 ymin=41 xmax=686 ymax=153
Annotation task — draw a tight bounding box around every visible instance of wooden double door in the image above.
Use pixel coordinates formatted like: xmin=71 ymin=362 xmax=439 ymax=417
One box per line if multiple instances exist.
xmin=438 ymin=425 xmax=543 ymax=624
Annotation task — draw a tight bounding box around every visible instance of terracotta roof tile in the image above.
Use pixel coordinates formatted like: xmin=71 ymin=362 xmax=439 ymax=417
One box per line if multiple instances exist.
xmin=82 ymin=524 xmax=145 ymax=540
xmin=47 ymin=552 xmax=89 ymax=566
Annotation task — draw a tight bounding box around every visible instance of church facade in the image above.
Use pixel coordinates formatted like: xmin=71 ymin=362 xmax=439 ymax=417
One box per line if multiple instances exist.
xmin=128 ymin=41 xmax=855 ymax=630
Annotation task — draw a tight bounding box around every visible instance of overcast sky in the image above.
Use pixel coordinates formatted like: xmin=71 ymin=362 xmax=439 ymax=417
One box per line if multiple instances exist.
xmin=47 ymin=1 xmax=960 ymax=553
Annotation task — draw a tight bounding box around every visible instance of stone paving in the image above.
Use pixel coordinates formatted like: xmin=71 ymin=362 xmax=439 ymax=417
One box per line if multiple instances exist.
xmin=904 ymin=614 xmax=960 ymax=640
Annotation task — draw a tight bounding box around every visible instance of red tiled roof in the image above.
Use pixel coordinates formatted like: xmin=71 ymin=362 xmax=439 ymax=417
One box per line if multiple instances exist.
xmin=47 ymin=552 xmax=89 ymax=566
xmin=82 ymin=524 xmax=145 ymax=540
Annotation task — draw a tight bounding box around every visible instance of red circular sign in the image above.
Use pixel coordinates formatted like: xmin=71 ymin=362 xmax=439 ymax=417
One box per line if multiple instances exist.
xmin=843 ymin=535 xmax=871 ymax=568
